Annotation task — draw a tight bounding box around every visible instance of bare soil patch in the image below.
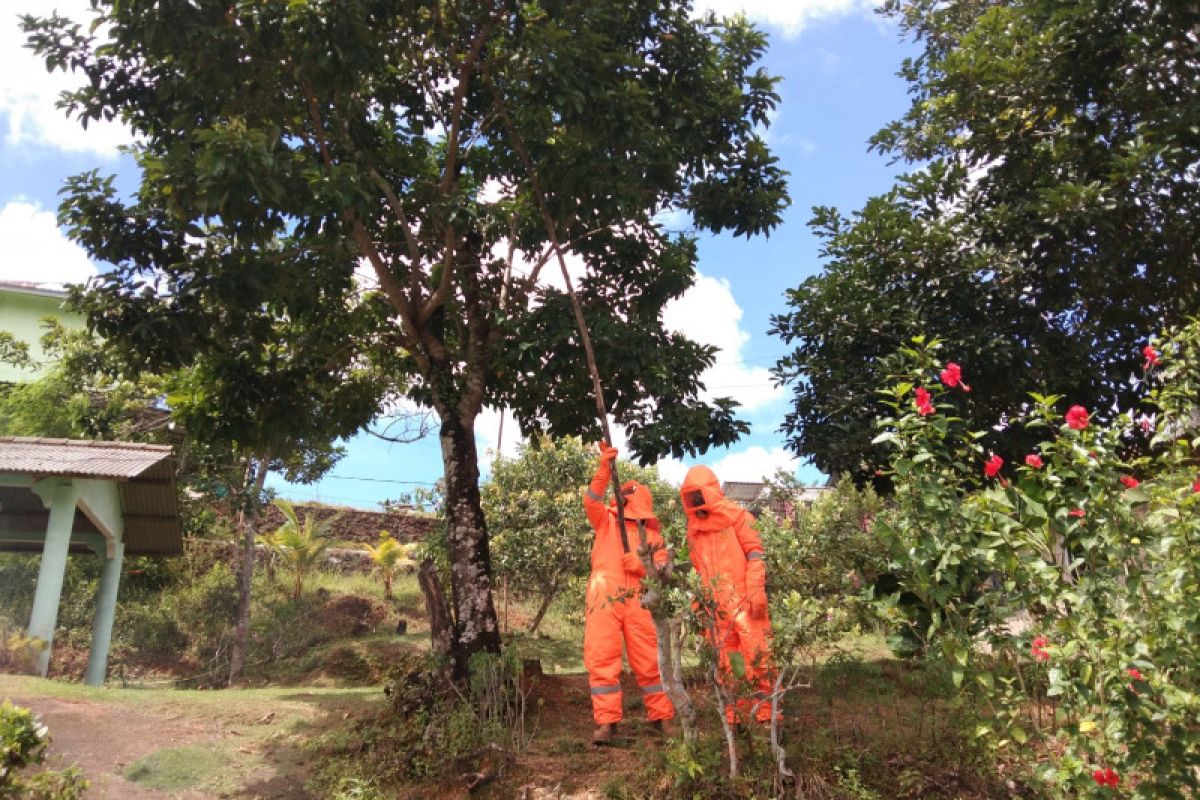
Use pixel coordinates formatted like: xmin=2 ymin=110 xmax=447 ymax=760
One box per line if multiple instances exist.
xmin=0 ymin=674 xmax=378 ymax=799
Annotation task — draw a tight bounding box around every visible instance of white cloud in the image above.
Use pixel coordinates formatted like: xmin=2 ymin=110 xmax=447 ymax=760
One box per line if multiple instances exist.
xmin=663 ymin=273 xmax=783 ymax=412
xmin=652 ymin=206 xmax=692 ymax=233
xmin=696 ymin=0 xmax=878 ymax=37
xmin=794 ymin=136 xmax=818 ymax=156
xmin=476 ymin=406 xmax=523 ymax=465
xmin=476 ymin=405 xmax=632 ymax=472
xmin=1 ymin=2 xmax=130 ymax=157
xmin=655 ymin=457 xmax=690 ymax=486
xmin=0 ymin=200 xmax=97 ymax=286
xmin=706 ymin=446 xmax=798 ymax=483
xmin=493 ymin=241 xmax=587 ymax=297
xmin=657 ymin=446 xmax=798 ymax=486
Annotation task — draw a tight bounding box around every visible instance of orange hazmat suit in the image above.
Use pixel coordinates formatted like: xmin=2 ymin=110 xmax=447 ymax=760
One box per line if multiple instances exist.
xmin=680 ymin=465 xmax=776 ymax=723
xmin=582 ymin=444 xmax=674 ymax=725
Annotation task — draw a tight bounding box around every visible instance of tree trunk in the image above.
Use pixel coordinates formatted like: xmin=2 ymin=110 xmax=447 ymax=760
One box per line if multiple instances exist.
xmin=228 ymin=458 xmax=269 ymax=686
xmin=439 ymin=413 xmax=502 ymax=677
xmin=526 ymin=579 xmax=559 ymax=635
xmin=659 ymin=616 xmax=696 ymax=741
xmin=418 ymin=558 xmax=454 ymax=658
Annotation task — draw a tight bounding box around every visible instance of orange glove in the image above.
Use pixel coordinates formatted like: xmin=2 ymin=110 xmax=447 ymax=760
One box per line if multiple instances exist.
xmin=621 ymin=552 xmax=646 ymax=578
xmin=746 ymin=552 xmax=767 ymax=619
xmin=590 ymin=442 xmax=619 ymax=497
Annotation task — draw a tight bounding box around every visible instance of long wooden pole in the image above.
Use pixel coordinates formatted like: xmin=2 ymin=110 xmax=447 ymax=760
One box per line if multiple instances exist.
xmin=492 ymin=98 xmax=631 ymax=552
xmin=491 ymin=93 xmax=698 ymax=738
xmin=541 ymin=227 xmax=630 ymax=552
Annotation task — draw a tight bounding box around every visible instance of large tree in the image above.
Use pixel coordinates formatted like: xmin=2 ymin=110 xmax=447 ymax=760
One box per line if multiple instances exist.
xmin=25 ymin=0 xmax=788 ymax=673
xmin=771 ymin=0 xmax=1200 ymax=483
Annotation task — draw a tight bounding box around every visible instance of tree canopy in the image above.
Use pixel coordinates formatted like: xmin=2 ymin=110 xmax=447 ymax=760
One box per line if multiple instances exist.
xmin=770 ymin=0 xmax=1200 ymax=483
xmin=25 ymin=0 xmax=788 ymax=671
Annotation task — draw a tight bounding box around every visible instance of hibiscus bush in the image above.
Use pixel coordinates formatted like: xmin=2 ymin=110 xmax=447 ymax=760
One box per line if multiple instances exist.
xmin=872 ymin=327 xmax=1200 ymax=796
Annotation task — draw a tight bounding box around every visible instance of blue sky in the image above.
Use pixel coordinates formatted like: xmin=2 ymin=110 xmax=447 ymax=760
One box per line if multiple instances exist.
xmin=0 ymin=1 xmax=914 ymax=508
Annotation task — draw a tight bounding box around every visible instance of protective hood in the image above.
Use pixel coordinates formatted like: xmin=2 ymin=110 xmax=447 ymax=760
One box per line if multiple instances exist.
xmin=680 ymin=466 xmax=743 ymax=531
xmin=609 ymin=480 xmax=661 ymax=533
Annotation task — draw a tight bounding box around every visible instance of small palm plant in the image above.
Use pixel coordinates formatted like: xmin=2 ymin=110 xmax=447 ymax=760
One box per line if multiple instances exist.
xmin=261 ymin=499 xmax=332 ymax=600
xmin=361 ymin=530 xmax=417 ymax=600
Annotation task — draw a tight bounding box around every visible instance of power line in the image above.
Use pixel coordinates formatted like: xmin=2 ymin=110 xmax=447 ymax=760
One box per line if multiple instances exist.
xmin=271 ymin=490 xmax=385 ymax=504
xmin=321 ymin=474 xmax=438 ymax=485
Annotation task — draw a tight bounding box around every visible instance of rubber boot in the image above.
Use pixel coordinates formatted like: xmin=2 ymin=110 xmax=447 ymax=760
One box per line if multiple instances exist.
xmin=592 ymin=722 xmax=617 ymax=746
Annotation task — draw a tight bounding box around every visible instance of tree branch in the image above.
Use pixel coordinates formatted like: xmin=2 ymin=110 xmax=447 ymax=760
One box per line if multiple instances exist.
xmin=489 ymin=82 xmax=630 ymax=541
xmin=367 ymin=167 xmax=426 ymax=304
xmin=421 ymin=19 xmax=498 ymax=328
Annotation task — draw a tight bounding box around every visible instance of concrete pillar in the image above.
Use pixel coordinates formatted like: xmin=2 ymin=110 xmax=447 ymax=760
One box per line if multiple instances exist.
xmin=85 ymin=540 xmax=125 ymax=686
xmin=28 ymin=480 xmax=79 ymax=677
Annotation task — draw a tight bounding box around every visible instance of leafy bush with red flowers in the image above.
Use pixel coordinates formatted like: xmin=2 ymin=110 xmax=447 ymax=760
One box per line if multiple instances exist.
xmin=871 ymin=328 xmax=1200 ymax=796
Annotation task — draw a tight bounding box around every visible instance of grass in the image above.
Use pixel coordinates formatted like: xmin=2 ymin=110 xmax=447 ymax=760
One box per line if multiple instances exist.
xmin=123 ymin=743 xmax=230 ymax=791
xmin=0 ymin=673 xmax=382 ymax=721
xmin=0 ymin=549 xmax=1016 ymax=797
xmin=1 ymin=672 xmax=387 ymax=797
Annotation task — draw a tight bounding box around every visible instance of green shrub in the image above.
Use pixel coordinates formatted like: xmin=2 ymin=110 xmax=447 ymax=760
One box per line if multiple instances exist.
xmin=0 ymin=622 xmax=45 ymax=674
xmin=0 ymin=700 xmax=88 ymax=799
xmin=170 ymin=562 xmax=239 ymax=655
xmin=874 ymin=328 xmax=1200 ymax=793
xmin=308 ymin=649 xmax=535 ymax=794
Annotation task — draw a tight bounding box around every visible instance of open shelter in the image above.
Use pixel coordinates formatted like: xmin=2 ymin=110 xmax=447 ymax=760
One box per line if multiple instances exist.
xmin=0 ymin=437 xmax=182 ymax=685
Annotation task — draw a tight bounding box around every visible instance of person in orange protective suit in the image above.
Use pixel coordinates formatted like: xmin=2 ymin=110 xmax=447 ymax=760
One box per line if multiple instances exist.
xmin=680 ymin=465 xmax=777 ymax=724
xmin=583 ymin=443 xmax=674 ymax=744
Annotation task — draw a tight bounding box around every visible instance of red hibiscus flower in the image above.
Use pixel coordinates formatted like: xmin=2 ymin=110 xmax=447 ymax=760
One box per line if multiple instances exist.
xmin=1065 ymin=405 xmax=1089 ymax=430
xmin=1140 ymin=416 xmax=1152 ymax=433
xmin=984 ymin=454 xmax=1004 ymax=478
xmin=1193 ymin=478 xmax=1200 ymax=494
xmin=1031 ymin=636 xmax=1050 ymax=662
xmin=1127 ymin=668 xmax=1144 ymax=681
xmin=1025 ymin=454 xmax=1044 ymax=469
xmin=1120 ymin=475 xmax=1140 ymax=489
xmin=1069 ymin=508 xmax=1086 ymax=518
xmin=1143 ymin=345 xmax=1159 ymax=370
xmin=914 ymin=387 xmax=935 ymax=416
xmin=1091 ymin=767 xmax=1120 ymax=787
xmin=939 ymin=362 xmax=971 ymax=391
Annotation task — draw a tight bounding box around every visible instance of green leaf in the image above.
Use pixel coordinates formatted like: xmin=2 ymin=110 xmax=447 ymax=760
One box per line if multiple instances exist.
xmin=1123 ymin=487 xmax=1151 ymax=504
xmin=728 ymin=652 xmax=746 ymax=680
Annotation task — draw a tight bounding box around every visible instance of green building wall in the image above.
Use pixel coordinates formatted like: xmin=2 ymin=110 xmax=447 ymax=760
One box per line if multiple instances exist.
xmin=0 ymin=284 xmax=86 ymax=383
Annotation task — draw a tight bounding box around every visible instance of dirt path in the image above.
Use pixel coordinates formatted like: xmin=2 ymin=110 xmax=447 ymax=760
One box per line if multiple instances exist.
xmin=1 ymin=675 xmax=377 ymax=799
xmin=2 ymin=671 xmax=665 ymax=800
xmin=10 ymin=693 xmax=217 ymax=799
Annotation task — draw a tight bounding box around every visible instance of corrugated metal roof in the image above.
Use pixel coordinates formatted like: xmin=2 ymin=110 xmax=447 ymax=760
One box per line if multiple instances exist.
xmin=722 ymin=481 xmax=766 ymax=503
xmin=0 ymin=437 xmax=182 ymax=556
xmin=720 ymin=481 xmax=834 ymax=517
xmin=0 ymin=281 xmax=69 ymax=298
xmin=0 ymin=437 xmax=173 ymax=480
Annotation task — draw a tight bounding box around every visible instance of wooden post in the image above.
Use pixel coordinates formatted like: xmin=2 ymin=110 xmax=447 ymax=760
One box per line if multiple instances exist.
xmin=418 ymin=558 xmax=454 ymax=658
